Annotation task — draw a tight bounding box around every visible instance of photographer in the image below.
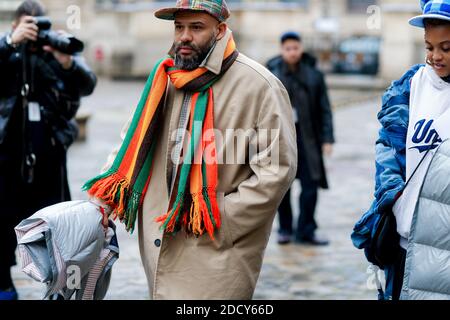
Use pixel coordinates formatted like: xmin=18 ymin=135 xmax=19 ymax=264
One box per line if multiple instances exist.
xmin=0 ymin=0 xmax=96 ymax=300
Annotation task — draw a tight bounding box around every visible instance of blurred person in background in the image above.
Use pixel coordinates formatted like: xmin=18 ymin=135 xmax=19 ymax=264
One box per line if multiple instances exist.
xmin=0 ymin=0 xmax=96 ymax=300
xmin=267 ymin=31 xmax=335 ymax=246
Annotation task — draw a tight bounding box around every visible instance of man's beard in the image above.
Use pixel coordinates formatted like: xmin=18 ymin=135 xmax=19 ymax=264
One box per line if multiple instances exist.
xmin=173 ymin=34 xmax=216 ymax=71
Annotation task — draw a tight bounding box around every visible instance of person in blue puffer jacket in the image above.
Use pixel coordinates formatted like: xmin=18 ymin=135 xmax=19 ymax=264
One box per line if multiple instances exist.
xmin=351 ymin=64 xmax=422 ymax=300
xmin=352 ymin=0 xmax=450 ymax=300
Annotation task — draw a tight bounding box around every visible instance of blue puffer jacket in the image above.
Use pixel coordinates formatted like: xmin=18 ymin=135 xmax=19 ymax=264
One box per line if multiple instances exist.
xmin=351 ymin=64 xmax=423 ymax=299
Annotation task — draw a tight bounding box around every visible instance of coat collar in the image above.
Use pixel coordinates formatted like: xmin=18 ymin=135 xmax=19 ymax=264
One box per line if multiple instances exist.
xmin=198 ymin=28 xmax=233 ymax=75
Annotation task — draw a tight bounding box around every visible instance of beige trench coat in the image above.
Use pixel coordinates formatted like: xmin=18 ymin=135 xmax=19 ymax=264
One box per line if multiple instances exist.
xmin=101 ymin=29 xmax=297 ymax=299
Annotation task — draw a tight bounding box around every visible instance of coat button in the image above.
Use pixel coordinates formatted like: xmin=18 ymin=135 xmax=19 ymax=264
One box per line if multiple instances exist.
xmin=154 ymin=239 xmax=161 ymax=247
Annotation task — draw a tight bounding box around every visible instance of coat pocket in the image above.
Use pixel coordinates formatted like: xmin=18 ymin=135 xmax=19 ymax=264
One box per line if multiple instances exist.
xmin=183 ymin=192 xmax=235 ymax=250
xmin=216 ymin=191 xmax=235 ymax=250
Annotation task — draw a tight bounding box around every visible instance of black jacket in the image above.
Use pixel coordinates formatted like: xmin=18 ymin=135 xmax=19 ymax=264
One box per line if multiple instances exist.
xmin=0 ymin=33 xmax=97 ymax=150
xmin=266 ymin=53 xmax=334 ymax=188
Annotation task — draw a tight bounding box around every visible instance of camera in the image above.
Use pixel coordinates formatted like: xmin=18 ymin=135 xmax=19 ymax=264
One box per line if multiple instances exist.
xmin=33 ymin=16 xmax=84 ymax=55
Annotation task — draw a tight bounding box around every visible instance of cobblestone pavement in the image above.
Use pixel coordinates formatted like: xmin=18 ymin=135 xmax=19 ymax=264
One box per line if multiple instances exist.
xmin=11 ymin=78 xmax=382 ymax=300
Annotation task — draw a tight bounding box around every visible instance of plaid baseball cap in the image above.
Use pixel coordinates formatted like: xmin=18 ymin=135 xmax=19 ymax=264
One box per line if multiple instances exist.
xmin=155 ymin=0 xmax=230 ymax=22
xmin=409 ymin=0 xmax=450 ymax=28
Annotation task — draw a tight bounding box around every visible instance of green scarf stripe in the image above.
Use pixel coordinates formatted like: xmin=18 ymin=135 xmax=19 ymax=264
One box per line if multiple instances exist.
xmin=202 ymin=159 xmax=216 ymax=228
xmin=82 ymin=168 xmax=115 ymax=191
xmin=123 ymin=141 xmax=158 ymax=232
xmin=161 ymin=192 xmax=184 ymax=231
xmin=125 ymin=192 xmax=140 ymax=233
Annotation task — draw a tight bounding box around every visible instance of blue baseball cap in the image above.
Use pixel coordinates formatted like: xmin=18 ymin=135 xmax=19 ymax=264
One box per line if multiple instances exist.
xmin=409 ymin=0 xmax=450 ymax=28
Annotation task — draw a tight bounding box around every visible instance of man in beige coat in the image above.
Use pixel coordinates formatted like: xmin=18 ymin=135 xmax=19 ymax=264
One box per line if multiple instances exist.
xmin=97 ymin=0 xmax=297 ymax=299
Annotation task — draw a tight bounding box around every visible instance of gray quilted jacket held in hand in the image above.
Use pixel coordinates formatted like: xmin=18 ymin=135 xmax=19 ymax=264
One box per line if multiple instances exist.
xmin=401 ymin=139 xmax=450 ymax=299
xmin=14 ymin=200 xmax=119 ymax=300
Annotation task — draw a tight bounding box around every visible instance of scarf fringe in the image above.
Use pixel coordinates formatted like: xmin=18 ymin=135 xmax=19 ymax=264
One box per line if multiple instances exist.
xmin=82 ymin=171 xmax=141 ymax=233
xmin=124 ymin=192 xmax=141 ymax=233
xmin=155 ymin=188 xmax=220 ymax=240
xmin=204 ymin=188 xmax=221 ymax=230
xmin=155 ymin=193 xmax=184 ymax=233
xmin=192 ymin=192 xmax=214 ymax=239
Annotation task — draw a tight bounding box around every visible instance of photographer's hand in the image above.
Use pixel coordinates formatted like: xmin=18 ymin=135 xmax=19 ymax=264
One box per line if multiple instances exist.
xmin=43 ymin=31 xmax=73 ymax=70
xmin=43 ymin=45 xmax=73 ymax=70
xmin=10 ymin=15 xmax=38 ymax=45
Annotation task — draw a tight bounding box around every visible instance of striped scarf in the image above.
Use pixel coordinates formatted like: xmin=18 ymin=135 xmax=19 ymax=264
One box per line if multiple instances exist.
xmin=83 ymin=36 xmax=238 ymax=240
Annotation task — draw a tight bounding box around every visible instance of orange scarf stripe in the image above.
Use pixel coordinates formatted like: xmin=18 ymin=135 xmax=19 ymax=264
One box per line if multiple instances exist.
xmin=170 ymin=68 xmax=209 ymax=89
xmin=204 ymin=88 xmax=221 ymax=228
xmin=204 ymin=89 xmax=218 ymax=183
xmin=223 ymin=38 xmax=236 ymax=60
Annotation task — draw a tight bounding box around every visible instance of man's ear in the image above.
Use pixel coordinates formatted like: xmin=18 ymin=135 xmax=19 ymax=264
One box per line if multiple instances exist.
xmin=11 ymin=20 xmax=17 ymax=30
xmin=215 ymin=23 xmax=227 ymax=41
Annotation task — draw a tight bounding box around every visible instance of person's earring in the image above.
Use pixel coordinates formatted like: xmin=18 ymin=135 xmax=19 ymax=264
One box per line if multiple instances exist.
xmin=426 ymin=56 xmax=432 ymax=66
